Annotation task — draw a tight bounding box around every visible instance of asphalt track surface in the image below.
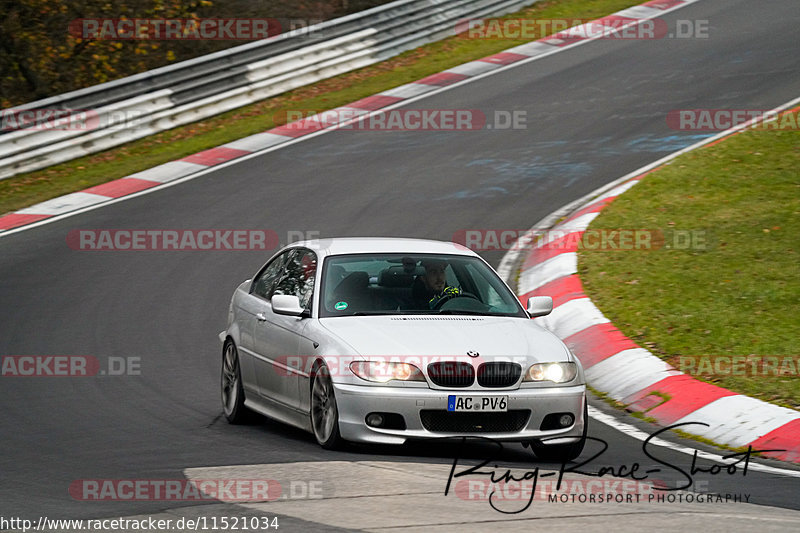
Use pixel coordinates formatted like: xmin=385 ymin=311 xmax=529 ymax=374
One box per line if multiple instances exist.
xmin=1 ymin=0 xmax=799 ymax=525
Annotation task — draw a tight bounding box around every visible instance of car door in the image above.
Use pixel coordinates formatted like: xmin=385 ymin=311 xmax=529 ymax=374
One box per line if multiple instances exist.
xmin=253 ymin=248 xmax=317 ymax=410
xmin=238 ymin=250 xmax=292 ymax=397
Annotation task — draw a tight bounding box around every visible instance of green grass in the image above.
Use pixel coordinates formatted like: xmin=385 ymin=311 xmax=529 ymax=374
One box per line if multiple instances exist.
xmin=579 ymin=125 xmax=800 ymax=409
xmin=0 ymin=0 xmax=642 ymax=216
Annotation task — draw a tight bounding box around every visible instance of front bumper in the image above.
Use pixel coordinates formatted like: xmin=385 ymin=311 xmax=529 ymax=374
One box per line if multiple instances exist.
xmin=333 ymin=382 xmax=586 ymax=445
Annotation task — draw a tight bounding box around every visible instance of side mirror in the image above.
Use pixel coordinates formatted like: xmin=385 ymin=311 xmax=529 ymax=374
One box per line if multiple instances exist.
xmin=527 ymin=296 xmax=553 ymax=317
xmin=271 ymin=295 xmax=308 ymax=317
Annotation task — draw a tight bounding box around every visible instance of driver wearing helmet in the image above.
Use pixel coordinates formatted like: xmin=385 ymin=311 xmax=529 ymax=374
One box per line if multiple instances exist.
xmin=412 ymin=259 xmax=461 ymax=309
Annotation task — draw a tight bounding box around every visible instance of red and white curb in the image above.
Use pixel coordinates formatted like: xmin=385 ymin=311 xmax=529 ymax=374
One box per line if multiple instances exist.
xmin=511 ymin=99 xmax=800 ymax=464
xmin=0 ymin=0 xmax=701 ymax=235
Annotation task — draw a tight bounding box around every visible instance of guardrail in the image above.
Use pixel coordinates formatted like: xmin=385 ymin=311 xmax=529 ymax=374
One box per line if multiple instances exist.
xmin=0 ymin=0 xmax=539 ymax=180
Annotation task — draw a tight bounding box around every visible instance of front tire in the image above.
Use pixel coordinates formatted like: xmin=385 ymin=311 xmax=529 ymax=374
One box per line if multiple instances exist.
xmin=310 ymin=364 xmax=343 ymax=449
xmin=221 ymin=340 xmax=251 ymax=423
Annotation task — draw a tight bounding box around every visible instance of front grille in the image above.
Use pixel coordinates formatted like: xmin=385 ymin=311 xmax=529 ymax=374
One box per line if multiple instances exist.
xmin=420 ymin=410 xmax=530 ymax=433
xmin=427 ymin=361 xmax=475 ymax=388
xmin=477 ymin=362 xmax=522 ymax=388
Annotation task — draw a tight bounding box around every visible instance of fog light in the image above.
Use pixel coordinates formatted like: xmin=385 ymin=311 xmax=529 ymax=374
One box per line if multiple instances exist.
xmin=366 ymin=413 xmax=384 ymax=427
xmin=559 ymin=414 xmax=574 ymax=427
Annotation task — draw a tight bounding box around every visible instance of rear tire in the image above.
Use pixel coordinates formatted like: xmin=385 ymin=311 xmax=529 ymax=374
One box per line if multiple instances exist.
xmin=221 ymin=340 xmax=252 ymax=423
xmin=530 ymin=401 xmax=588 ymax=462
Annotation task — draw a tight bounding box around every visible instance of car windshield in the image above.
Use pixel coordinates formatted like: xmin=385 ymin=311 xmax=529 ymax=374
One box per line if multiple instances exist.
xmin=319 ymin=253 xmax=527 ymax=317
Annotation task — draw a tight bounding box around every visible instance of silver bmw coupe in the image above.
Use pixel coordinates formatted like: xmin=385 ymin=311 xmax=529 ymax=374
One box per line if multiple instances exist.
xmin=219 ymin=238 xmax=587 ymax=460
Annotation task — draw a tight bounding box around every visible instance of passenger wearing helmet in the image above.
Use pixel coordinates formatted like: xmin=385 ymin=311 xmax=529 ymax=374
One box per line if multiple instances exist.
xmin=412 ymin=259 xmax=461 ymax=309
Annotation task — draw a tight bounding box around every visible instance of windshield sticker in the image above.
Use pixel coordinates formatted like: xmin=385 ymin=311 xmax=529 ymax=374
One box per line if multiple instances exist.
xmin=334 ymin=301 xmax=348 ymax=311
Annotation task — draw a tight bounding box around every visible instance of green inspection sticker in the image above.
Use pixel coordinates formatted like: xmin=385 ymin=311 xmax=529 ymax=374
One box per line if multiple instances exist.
xmin=334 ymin=301 xmax=348 ymax=311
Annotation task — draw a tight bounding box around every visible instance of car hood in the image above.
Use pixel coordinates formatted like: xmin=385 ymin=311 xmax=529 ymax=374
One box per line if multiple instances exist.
xmin=317 ymin=315 xmax=570 ymax=362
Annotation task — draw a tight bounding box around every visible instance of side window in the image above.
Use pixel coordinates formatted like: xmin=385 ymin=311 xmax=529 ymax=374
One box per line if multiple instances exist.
xmin=252 ymin=251 xmax=291 ymax=299
xmin=445 ymin=264 xmax=461 ymax=290
xmin=464 ymin=263 xmax=511 ymax=310
xmin=273 ymin=249 xmax=317 ymax=310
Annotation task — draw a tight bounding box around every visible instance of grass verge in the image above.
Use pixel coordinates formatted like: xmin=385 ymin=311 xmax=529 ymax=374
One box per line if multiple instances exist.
xmin=0 ymin=0 xmax=642 ymax=216
xmin=579 ymin=123 xmax=800 ymax=409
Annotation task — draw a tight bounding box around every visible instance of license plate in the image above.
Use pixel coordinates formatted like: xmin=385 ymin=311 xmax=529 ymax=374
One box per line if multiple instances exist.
xmin=447 ymin=395 xmax=508 ymax=412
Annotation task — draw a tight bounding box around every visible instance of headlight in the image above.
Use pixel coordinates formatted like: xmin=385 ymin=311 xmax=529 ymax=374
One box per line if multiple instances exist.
xmin=349 ymin=361 xmax=426 ymax=383
xmin=523 ymin=362 xmax=577 ymax=383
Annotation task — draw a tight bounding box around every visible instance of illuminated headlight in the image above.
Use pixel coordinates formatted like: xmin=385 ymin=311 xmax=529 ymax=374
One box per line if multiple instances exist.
xmin=523 ymin=362 xmax=577 ymax=383
xmin=349 ymin=361 xmax=426 ymax=383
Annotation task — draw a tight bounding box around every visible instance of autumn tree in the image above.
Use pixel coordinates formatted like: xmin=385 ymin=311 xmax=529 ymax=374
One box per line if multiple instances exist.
xmin=1 ymin=0 xmax=390 ymax=108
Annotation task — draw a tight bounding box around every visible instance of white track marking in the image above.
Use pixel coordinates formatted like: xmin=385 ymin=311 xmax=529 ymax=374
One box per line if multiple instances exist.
xmin=672 ymin=396 xmax=800 ymax=449
xmin=536 ymin=297 xmax=610 ymax=339
xmin=518 ymin=252 xmax=577 ymax=293
xmin=585 ymin=349 xmax=680 ymax=399
xmin=15 ymin=192 xmax=109 ymax=215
